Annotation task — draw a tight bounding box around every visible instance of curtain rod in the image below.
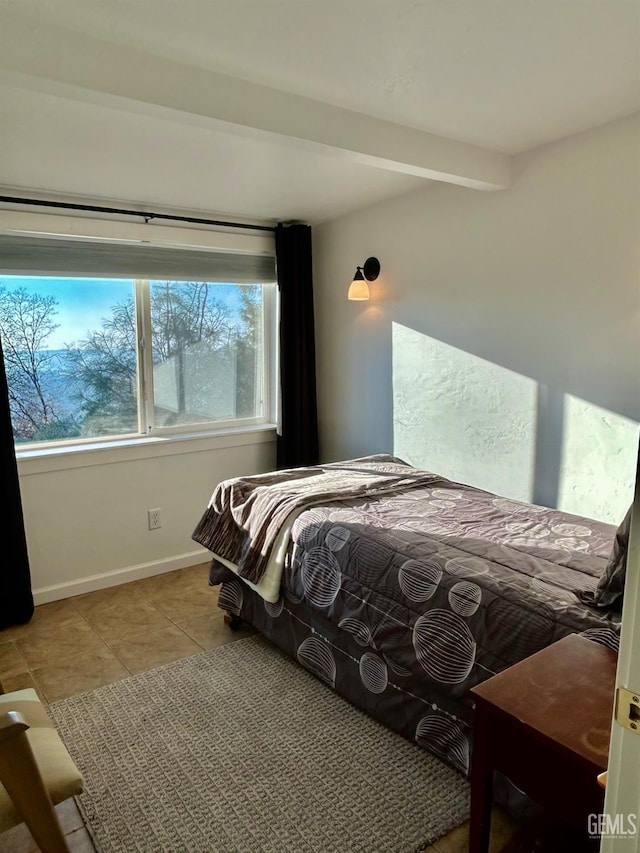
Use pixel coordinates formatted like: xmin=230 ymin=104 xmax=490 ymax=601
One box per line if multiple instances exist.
xmin=0 ymin=195 xmax=277 ymax=233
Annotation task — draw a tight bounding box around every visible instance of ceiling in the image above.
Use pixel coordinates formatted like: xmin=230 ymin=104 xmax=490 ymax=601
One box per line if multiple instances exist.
xmin=0 ymin=0 xmax=638 ymax=224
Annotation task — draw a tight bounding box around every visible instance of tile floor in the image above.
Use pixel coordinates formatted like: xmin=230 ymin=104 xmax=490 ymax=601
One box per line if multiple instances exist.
xmin=0 ymin=563 xmax=256 ymax=705
xmin=0 ymin=563 xmax=521 ymax=853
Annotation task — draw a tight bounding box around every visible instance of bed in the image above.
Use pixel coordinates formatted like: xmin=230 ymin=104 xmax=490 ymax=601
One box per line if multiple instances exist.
xmin=192 ymin=454 xmax=624 ymax=778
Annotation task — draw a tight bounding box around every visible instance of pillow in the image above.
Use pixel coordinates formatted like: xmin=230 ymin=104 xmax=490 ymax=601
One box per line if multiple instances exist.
xmin=577 ymin=505 xmax=632 ymax=610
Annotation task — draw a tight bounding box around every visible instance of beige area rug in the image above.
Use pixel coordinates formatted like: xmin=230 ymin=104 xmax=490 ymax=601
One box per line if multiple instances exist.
xmin=49 ymin=636 xmax=470 ymax=853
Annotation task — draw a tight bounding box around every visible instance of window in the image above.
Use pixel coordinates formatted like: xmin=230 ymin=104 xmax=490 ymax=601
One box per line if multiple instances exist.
xmin=146 ymin=279 xmax=267 ymax=432
xmin=0 ymin=233 xmax=276 ymax=449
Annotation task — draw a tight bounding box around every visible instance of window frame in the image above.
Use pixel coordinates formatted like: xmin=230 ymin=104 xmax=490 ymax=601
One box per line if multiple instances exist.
xmin=0 ymin=211 xmax=278 ymax=459
xmin=137 ymin=277 xmax=278 ymax=439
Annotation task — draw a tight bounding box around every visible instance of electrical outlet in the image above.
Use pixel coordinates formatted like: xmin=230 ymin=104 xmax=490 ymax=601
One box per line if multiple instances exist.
xmin=148 ymin=508 xmax=162 ymax=530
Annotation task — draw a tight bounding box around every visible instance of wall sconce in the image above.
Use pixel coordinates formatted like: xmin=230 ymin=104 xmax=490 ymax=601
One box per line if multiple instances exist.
xmin=348 ymin=257 xmax=380 ymax=301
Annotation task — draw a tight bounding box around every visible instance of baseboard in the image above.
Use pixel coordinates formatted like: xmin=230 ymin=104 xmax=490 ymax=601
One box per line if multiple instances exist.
xmin=32 ymin=549 xmax=211 ymax=605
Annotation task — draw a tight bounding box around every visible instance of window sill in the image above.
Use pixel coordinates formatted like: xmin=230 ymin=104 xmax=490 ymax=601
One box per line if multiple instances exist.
xmin=16 ymin=424 xmax=278 ymax=476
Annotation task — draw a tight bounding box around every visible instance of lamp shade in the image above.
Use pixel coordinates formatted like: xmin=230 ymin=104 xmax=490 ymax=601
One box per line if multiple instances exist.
xmin=348 ymin=268 xmax=370 ymax=301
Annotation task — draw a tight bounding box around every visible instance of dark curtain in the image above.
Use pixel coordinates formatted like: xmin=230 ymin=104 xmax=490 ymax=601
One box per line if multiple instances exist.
xmin=0 ymin=334 xmax=34 ymax=629
xmin=275 ymin=222 xmax=319 ymax=469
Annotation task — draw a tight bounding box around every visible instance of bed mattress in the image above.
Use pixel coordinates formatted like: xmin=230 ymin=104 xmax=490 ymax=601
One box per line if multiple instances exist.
xmin=209 ymin=474 xmax=621 ymax=775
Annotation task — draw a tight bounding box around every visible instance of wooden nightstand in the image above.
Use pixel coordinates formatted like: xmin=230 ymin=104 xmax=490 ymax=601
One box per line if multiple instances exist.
xmin=469 ymin=633 xmax=617 ymax=853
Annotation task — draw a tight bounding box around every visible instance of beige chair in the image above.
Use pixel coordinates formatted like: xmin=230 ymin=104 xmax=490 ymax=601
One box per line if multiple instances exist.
xmin=0 ymin=686 xmax=84 ymax=853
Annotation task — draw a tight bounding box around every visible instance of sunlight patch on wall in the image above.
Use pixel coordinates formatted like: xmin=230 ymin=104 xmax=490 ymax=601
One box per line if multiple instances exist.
xmin=558 ymin=396 xmax=638 ymax=524
xmin=392 ymin=323 xmax=537 ymax=501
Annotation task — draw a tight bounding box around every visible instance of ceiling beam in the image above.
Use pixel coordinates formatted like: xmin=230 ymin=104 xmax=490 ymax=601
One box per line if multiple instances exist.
xmin=0 ymin=10 xmax=511 ymax=191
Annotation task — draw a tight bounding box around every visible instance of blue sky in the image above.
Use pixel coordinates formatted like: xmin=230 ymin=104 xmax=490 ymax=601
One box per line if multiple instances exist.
xmin=1 ymin=276 xmax=245 ymax=349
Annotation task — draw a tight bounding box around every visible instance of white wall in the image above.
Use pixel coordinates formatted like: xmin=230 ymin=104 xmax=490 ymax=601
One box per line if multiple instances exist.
xmin=313 ymin=114 xmax=640 ymax=524
xmin=19 ymin=430 xmax=276 ymax=604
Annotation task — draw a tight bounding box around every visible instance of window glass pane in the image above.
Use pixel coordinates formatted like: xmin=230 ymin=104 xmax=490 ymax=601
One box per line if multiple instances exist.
xmin=0 ymin=276 xmax=139 ymax=444
xmin=150 ymin=281 xmax=264 ymax=428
